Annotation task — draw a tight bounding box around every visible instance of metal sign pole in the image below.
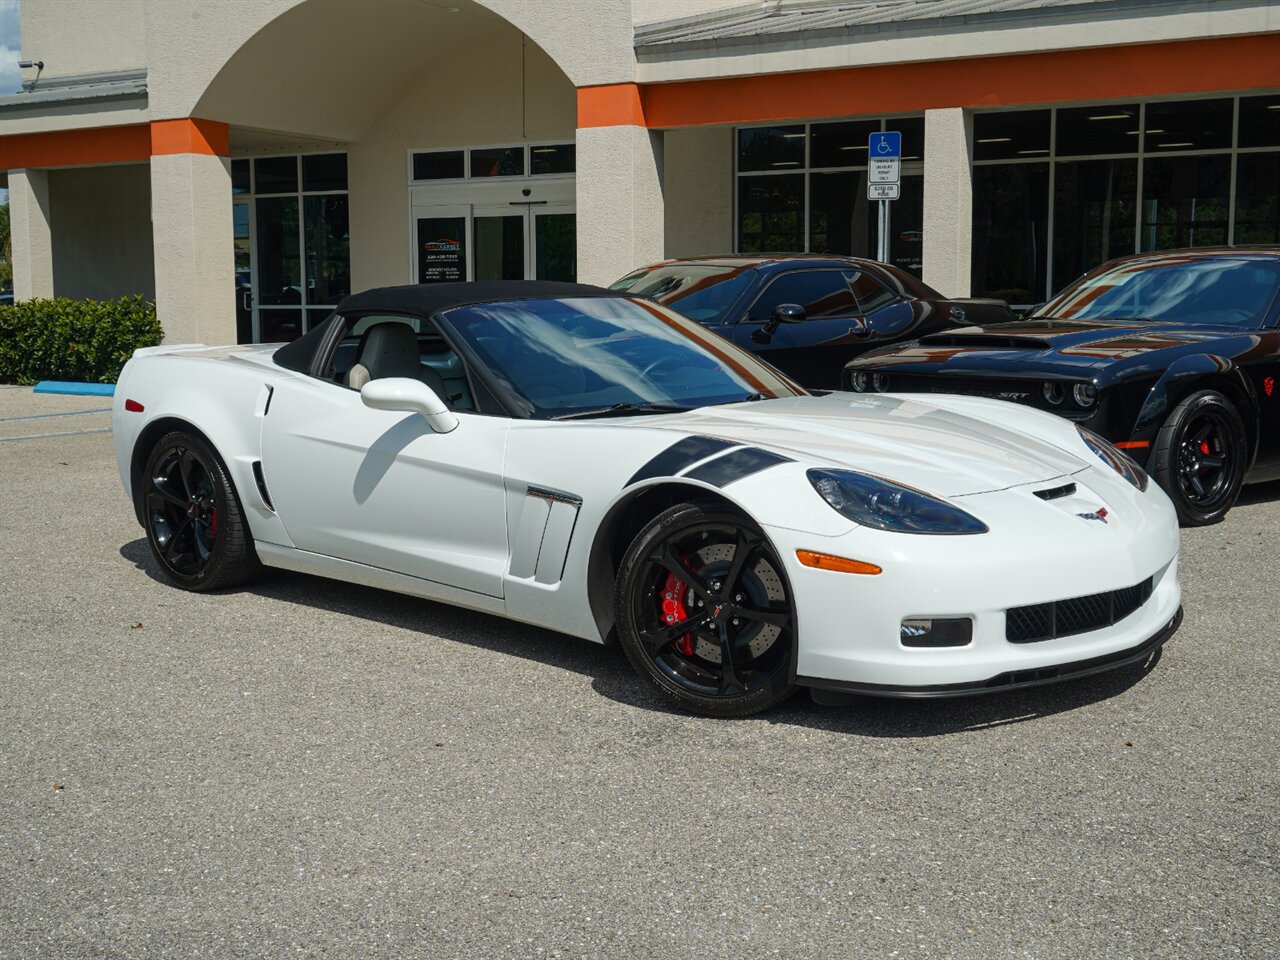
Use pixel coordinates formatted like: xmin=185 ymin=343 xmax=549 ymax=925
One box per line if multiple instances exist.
xmin=877 ymin=200 xmax=889 ymax=264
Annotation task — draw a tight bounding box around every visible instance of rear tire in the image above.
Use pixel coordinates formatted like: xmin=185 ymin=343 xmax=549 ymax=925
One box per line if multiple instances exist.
xmin=614 ymin=502 xmax=798 ymax=717
xmin=139 ymin=430 xmax=263 ymax=591
xmin=1150 ymin=390 xmax=1246 ymax=526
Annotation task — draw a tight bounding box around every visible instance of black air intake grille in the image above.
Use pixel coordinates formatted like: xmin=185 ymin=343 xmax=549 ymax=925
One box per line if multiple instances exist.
xmin=1006 ymin=577 xmax=1154 ymax=643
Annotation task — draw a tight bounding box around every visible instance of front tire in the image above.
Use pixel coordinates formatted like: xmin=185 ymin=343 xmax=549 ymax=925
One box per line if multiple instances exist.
xmin=1150 ymin=390 xmax=1246 ymax=526
xmin=140 ymin=430 xmax=262 ymax=591
xmin=615 ymin=503 xmax=798 ymax=717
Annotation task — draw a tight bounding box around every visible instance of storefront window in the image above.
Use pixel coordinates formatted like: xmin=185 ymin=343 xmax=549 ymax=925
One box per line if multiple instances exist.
xmin=738 ymin=175 xmax=803 ymax=253
xmin=974 ymin=94 xmax=1278 ymax=305
xmin=973 ymin=109 xmax=1050 ymax=161
xmin=738 ymin=126 xmax=806 ymax=172
xmin=1234 ymin=152 xmax=1280 ymax=244
xmin=1143 ymin=98 xmax=1233 ymax=152
xmin=1141 ymin=154 xmax=1230 ymax=250
xmin=1054 ymin=105 xmax=1139 ymax=157
xmin=239 ymin=153 xmax=350 ymax=342
xmin=735 ymin=117 xmax=926 ymax=277
xmin=972 ymin=163 xmax=1049 ymax=305
xmin=1238 ymin=94 xmax=1280 ymax=149
xmin=1053 ymin=158 xmax=1137 ymax=288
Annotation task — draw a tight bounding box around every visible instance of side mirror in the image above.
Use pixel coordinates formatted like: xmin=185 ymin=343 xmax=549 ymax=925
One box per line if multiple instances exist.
xmin=752 ymin=303 xmax=808 ymax=344
xmin=360 ymin=377 xmax=458 ymax=434
xmin=773 ymin=303 xmax=807 ymax=324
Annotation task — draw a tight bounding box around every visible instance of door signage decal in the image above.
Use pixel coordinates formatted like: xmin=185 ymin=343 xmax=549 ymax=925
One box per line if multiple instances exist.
xmin=418 ymin=218 xmax=467 ymax=284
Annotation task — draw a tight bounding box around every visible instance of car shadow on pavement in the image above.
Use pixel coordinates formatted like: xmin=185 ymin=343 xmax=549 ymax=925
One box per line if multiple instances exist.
xmin=121 ymin=538 xmax=1162 ymax=737
xmin=1237 ymin=478 xmax=1280 ymax=508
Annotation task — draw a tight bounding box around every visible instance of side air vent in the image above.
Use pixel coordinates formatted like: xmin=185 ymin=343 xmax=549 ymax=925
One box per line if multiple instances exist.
xmin=1034 ymin=483 xmax=1077 ymax=501
xmin=252 ymin=460 xmax=274 ymax=511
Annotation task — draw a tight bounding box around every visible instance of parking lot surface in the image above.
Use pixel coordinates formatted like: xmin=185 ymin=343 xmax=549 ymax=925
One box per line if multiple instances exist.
xmin=1 ymin=385 xmax=1277 ymax=959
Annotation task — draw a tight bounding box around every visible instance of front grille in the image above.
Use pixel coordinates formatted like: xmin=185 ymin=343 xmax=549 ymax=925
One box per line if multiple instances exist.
xmin=1006 ymin=576 xmax=1154 ymax=643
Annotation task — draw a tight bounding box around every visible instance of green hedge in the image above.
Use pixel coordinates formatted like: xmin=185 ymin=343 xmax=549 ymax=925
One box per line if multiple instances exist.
xmin=0 ymin=296 xmax=163 ymax=385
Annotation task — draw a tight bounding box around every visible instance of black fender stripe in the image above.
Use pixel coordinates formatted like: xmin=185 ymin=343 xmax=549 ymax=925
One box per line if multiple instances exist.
xmin=627 ymin=435 xmax=737 ymax=486
xmin=683 ymin=447 xmax=793 ymax=487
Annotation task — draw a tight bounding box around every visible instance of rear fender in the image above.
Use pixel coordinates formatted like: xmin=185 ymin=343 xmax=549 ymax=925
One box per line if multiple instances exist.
xmin=117 ymin=356 xmax=295 ymax=547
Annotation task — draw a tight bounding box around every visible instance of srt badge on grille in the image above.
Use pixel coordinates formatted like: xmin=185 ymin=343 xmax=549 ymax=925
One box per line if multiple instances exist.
xmin=1076 ymin=507 xmax=1109 ymax=524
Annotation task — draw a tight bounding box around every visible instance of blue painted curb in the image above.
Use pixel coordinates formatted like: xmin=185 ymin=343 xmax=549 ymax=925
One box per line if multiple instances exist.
xmin=33 ymin=381 xmax=116 ymax=397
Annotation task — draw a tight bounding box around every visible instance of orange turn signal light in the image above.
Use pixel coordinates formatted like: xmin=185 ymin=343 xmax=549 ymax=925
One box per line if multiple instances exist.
xmin=1115 ymin=440 xmax=1150 ymax=449
xmin=796 ymin=550 xmax=882 ymax=575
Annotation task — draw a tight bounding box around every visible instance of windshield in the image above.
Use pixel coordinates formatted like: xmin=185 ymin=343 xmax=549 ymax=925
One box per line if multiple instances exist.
xmin=609 ymin=265 xmax=755 ymax=323
xmin=1034 ymin=255 xmax=1280 ymax=326
xmin=440 ymin=296 xmax=803 ymax=419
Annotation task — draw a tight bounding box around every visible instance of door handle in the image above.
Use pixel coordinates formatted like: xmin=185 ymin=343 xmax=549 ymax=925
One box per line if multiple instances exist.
xmin=949 ymin=305 xmax=966 ymax=322
xmin=849 ymin=318 xmax=871 ymax=338
xmin=242 ymin=291 xmax=253 ymax=312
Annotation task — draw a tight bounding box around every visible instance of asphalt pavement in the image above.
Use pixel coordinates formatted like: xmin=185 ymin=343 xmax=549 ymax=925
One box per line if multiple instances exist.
xmin=1 ymin=385 xmax=1276 ymax=959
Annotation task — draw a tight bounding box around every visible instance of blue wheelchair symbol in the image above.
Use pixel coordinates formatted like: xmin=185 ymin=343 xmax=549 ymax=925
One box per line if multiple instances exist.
xmin=869 ymin=131 xmax=902 ymax=158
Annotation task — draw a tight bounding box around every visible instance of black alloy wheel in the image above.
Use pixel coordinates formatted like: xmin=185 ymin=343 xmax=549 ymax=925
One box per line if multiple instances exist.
xmin=141 ymin=431 xmax=262 ymax=590
xmin=1151 ymin=390 xmax=1247 ymax=526
xmin=615 ymin=503 xmax=797 ymax=716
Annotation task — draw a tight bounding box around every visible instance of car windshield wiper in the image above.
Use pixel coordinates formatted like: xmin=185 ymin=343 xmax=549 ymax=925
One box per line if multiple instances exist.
xmin=711 ymin=392 xmax=771 ymax=406
xmin=551 ymin=402 xmax=695 ymax=421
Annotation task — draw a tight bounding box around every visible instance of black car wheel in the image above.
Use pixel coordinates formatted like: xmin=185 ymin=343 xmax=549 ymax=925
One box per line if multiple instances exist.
xmin=615 ymin=502 xmax=797 ymax=717
xmin=1151 ymin=390 xmax=1246 ymax=526
xmin=141 ymin=430 xmax=262 ymax=590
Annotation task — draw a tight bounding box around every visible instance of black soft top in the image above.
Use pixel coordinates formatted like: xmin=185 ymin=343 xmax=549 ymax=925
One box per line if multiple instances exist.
xmin=273 ymin=280 xmax=628 ymax=373
xmin=336 ymin=280 xmax=625 ymax=316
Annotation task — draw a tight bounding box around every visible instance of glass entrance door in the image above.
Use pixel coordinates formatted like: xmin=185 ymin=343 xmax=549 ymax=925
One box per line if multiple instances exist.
xmin=474 ymin=208 xmax=527 ymax=281
xmin=233 ymin=199 xmax=254 ymax=344
xmin=532 ymin=205 xmax=576 ymax=282
xmin=414 ymin=203 xmax=576 ymax=284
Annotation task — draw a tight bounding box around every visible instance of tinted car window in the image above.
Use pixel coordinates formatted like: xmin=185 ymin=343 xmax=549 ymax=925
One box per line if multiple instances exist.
xmin=747 ymin=270 xmax=858 ymax=323
xmin=610 ymin=265 xmax=754 ymax=323
xmin=1036 ymin=256 xmax=1280 ymax=326
xmin=849 ymin=272 xmax=897 ymax=314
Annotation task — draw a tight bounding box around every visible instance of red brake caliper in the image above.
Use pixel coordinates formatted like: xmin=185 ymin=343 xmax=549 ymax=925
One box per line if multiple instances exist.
xmin=660 ymin=571 xmax=696 ymax=656
xmin=1200 ymin=440 xmax=1211 ymax=456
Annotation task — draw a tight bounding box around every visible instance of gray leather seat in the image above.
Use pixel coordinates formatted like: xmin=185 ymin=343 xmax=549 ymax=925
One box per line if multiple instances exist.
xmin=346 ymin=322 xmax=449 ymax=403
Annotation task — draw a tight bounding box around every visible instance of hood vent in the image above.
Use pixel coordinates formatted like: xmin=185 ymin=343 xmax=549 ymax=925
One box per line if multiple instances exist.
xmin=1034 ymin=482 xmax=1076 ymax=501
xmin=918 ymin=333 xmax=1054 ymax=350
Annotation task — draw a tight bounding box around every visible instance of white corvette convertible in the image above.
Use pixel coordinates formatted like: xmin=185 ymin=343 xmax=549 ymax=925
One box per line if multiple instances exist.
xmin=113 ymin=281 xmax=1182 ymax=716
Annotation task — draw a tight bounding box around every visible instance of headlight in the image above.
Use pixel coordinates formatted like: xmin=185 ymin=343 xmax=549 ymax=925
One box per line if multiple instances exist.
xmin=1073 ymin=383 xmax=1098 ymax=407
xmin=1042 ymin=382 xmax=1065 ymax=405
xmin=808 ymin=469 xmax=988 ymax=534
xmin=1077 ymin=425 xmax=1148 ymax=491
xmin=849 ymin=370 xmax=869 ymax=392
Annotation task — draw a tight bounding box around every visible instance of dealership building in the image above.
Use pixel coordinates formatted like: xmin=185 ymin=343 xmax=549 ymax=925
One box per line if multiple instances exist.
xmin=2 ymin=0 xmax=1278 ymax=344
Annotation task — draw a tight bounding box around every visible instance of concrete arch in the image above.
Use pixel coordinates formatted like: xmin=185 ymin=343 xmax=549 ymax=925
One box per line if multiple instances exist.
xmin=147 ymin=0 xmax=635 ymax=128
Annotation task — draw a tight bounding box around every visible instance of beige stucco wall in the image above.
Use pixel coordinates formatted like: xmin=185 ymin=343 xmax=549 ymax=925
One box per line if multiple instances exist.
xmin=19 ymin=0 xmax=147 ymax=82
xmin=151 ymin=153 xmax=235 ymax=344
xmin=49 ymin=164 xmax=155 ymax=301
xmin=346 ymin=28 xmax=577 ymax=292
xmin=663 ymin=125 xmax=733 ymax=258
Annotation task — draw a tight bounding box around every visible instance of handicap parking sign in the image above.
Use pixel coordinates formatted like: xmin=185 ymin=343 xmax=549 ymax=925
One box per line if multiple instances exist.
xmin=869 ymin=131 xmax=901 ymax=158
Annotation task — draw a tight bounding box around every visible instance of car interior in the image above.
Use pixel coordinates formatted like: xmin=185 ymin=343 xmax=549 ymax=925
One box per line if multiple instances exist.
xmin=330 ymin=315 xmax=476 ymax=411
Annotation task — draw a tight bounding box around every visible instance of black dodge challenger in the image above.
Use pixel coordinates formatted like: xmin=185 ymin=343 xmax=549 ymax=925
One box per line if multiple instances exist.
xmin=611 ymin=255 xmax=1014 ymax=389
xmin=843 ymin=247 xmax=1280 ymax=525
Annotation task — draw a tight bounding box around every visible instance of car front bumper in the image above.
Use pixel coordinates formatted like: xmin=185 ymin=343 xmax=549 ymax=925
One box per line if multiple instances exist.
xmin=761 ymin=468 xmax=1182 ymax=693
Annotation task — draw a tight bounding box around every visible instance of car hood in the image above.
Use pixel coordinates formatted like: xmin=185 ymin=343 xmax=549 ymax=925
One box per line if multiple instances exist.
xmin=861 ymin=317 xmax=1248 ymax=375
xmin=641 ymin=393 xmax=1087 ymax=497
